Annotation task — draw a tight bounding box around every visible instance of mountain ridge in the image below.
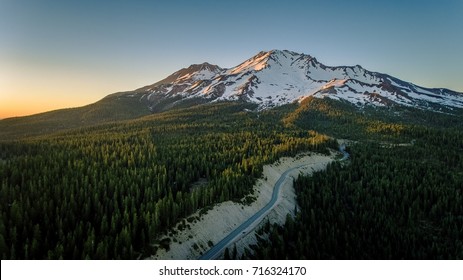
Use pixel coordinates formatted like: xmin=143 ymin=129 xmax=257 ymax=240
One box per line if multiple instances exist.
xmin=129 ymin=49 xmax=463 ymax=112
xmin=2 ymin=49 xmax=463 ymax=140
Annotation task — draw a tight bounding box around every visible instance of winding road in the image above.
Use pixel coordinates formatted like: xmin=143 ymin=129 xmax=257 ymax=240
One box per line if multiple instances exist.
xmin=339 ymin=143 xmax=349 ymax=161
xmin=199 ymin=145 xmax=349 ymax=260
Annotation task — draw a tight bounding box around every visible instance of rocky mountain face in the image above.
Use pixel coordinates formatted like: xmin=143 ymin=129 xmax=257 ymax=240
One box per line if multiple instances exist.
xmin=118 ymin=50 xmax=463 ymax=112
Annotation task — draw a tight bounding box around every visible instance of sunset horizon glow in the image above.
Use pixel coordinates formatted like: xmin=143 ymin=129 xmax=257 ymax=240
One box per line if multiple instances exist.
xmin=1 ymin=0 xmax=462 ymax=119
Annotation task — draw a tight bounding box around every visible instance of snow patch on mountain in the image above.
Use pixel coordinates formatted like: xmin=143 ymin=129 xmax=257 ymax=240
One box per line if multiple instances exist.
xmin=131 ymin=50 xmax=463 ymax=112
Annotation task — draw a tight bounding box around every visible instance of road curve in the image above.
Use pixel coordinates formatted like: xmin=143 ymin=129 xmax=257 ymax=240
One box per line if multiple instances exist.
xmin=199 ymin=145 xmax=349 ymax=260
xmin=339 ymin=143 xmax=349 ymax=161
xmin=199 ymin=163 xmax=306 ymax=259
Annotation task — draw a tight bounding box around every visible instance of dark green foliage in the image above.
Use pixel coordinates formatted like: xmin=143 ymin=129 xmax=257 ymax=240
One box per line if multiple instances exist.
xmin=232 ymin=243 xmax=238 ymax=260
xmin=284 ymin=97 xmax=463 ymax=141
xmin=223 ymin=247 xmax=231 ymax=260
xmin=2 ymin=96 xmax=462 ymax=260
xmin=0 ymin=102 xmax=334 ymax=259
xmin=248 ymin=130 xmax=463 ymax=259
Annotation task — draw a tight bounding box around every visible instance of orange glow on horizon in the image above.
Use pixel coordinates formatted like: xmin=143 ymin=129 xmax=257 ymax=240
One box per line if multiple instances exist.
xmin=0 ymin=97 xmax=95 ymax=120
xmin=0 ymin=64 xmax=138 ymax=120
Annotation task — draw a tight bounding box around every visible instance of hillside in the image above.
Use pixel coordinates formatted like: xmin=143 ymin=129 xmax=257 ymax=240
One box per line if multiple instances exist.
xmin=0 ymin=93 xmax=151 ymax=140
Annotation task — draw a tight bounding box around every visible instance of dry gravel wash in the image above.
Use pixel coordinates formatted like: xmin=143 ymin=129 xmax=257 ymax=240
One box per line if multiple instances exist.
xmin=148 ymin=151 xmax=336 ymax=260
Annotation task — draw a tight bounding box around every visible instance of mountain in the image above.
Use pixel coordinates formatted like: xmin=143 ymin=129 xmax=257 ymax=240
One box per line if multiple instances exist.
xmin=126 ymin=49 xmax=463 ymax=112
xmin=2 ymin=49 xmax=463 ymax=140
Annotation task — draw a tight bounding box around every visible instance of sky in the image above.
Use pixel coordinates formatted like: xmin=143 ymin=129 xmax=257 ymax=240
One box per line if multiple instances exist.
xmin=1 ymin=0 xmax=462 ymax=119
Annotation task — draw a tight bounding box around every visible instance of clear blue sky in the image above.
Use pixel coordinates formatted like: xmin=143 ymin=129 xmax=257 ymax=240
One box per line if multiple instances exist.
xmin=1 ymin=0 xmax=462 ymax=118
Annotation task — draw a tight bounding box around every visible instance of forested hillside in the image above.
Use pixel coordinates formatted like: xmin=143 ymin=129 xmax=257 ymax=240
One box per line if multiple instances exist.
xmin=1 ymin=97 xmax=462 ymax=260
xmin=246 ymin=100 xmax=463 ymax=259
xmin=0 ymin=102 xmax=335 ymax=259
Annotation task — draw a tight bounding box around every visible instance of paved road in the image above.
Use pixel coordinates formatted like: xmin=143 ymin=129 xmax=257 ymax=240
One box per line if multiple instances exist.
xmin=199 ymin=145 xmax=349 ymax=260
xmin=339 ymin=143 xmax=349 ymax=161
xmin=199 ymin=163 xmax=306 ymax=259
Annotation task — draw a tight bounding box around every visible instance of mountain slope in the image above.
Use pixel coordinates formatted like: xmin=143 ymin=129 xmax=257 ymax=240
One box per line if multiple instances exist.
xmin=0 ymin=93 xmax=151 ymax=140
xmin=134 ymin=63 xmax=224 ymax=112
xmin=130 ymin=50 xmax=463 ymax=112
xmin=2 ymin=49 xmax=462 ymax=140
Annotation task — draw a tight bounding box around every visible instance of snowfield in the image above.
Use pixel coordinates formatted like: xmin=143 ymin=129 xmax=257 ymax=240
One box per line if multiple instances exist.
xmin=134 ymin=49 xmax=463 ymax=112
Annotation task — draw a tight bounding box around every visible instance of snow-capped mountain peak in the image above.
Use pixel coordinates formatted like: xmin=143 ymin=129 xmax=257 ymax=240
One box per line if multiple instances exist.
xmin=168 ymin=62 xmax=222 ymax=82
xmin=133 ymin=50 xmax=463 ymax=112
